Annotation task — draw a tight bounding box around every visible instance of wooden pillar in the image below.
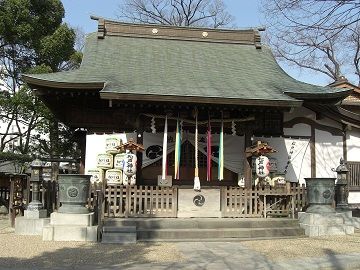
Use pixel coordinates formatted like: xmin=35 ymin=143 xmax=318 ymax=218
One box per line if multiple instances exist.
xmin=244 ymin=129 xmax=253 ymax=188
xmin=78 ymin=130 xmax=87 ymax=174
xmin=136 ymin=115 xmax=144 ymax=183
xmin=310 ymin=126 xmax=316 ymax=177
xmin=342 ymin=124 xmax=348 ymax=161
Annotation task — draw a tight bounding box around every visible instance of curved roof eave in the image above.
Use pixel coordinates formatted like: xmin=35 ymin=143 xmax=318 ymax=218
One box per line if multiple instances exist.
xmin=22 ymin=74 xmax=105 ymax=89
xmin=285 ymin=88 xmax=352 ymax=103
xmin=99 ymin=91 xmax=303 ymax=107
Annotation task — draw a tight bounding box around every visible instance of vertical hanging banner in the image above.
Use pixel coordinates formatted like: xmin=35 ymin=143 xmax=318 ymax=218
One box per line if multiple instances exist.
xmin=218 ymin=119 xmax=224 ymax=181
xmin=174 ymin=118 xmax=181 ymax=180
xmin=207 ymin=118 xmax=212 ymax=181
xmin=161 ymin=115 xmax=168 ymax=180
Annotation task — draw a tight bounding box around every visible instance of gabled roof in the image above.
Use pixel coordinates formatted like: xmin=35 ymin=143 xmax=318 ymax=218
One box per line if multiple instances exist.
xmin=328 ymin=77 xmax=360 ymax=106
xmin=23 ymin=17 xmax=350 ymax=107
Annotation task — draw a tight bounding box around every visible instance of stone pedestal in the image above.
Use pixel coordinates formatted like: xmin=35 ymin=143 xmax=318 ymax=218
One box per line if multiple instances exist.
xmin=177 ymin=188 xmax=221 ymax=218
xmin=43 ymin=212 xmax=97 ymax=242
xmin=298 ymin=211 xmax=354 ymax=237
xmin=15 ymin=210 xmax=49 ymax=235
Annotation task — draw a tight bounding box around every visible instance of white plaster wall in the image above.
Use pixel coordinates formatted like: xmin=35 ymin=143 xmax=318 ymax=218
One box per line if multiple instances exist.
xmin=85 ymin=133 xmax=136 ymax=173
xmin=347 ymin=128 xmax=360 ymax=162
xmin=254 ymin=136 xmax=311 ymax=184
xmin=315 ymin=129 xmax=342 ymax=178
xmin=349 ymin=192 xmax=360 ymax=204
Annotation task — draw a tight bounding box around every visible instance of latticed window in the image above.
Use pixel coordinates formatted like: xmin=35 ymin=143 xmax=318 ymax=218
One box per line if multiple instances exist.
xmin=254 ymin=111 xmax=283 ymax=135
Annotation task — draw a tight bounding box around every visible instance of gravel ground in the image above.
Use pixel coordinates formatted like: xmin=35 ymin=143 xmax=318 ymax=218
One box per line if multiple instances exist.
xmin=0 ymin=218 xmax=184 ymax=269
xmin=2 ymin=215 xmax=360 ymax=269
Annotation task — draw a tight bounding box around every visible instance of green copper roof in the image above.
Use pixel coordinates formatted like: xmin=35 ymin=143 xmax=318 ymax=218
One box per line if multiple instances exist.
xmin=23 ymin=20 xmax=350 ymax=107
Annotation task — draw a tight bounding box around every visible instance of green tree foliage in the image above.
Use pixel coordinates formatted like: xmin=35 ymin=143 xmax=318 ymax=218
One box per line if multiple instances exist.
xmin=0 ymin=0 xmax=82 ymax=171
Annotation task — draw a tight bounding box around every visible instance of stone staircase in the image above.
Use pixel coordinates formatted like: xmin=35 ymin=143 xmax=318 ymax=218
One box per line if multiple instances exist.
xmin=101 ymin=218 xmax=305 ymax=243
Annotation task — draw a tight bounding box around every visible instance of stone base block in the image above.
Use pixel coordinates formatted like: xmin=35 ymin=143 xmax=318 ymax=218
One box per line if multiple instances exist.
xmin=344 ymin=217 xmax=360 ymax=229
xmin=298 ymin=212 xmax=343 ymax=226
xmin=43 ymin=225 xmax=98 ymax=242
xmin=302 ymin=224 xmax=354 ymax=237
xmin=24 ymin=209 xmax=47 ymax=219
xmin=299 ymin=212 xmax=355 ymax=237
xmin=15 ymin=217 xmax=50 ymax=235
xmin=50 ymin=212 xmax=94 ymax=226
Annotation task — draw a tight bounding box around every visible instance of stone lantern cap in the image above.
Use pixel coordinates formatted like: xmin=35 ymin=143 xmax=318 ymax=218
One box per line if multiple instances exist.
xmin=335 ymin=158 xmax=349 ymax=173
xmin=30 ymin=158 xmax=43 ymax=168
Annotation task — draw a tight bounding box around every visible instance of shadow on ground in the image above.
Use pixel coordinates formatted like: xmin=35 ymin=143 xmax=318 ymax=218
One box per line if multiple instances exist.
xmin=0 ymin=240 xmax=183 ymax=270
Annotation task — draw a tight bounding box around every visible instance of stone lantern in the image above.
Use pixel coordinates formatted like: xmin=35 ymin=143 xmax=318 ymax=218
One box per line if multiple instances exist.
xmin=27 ymin=158 xmax=44 ymax=211
xmin=335 ymin=158 xmax=349 ymax=211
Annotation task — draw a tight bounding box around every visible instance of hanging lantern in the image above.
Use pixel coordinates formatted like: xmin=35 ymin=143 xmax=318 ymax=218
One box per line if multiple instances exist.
xmin=255 ymin=155 xmax=270 ymax=177
xmin=123 ymin=153 xmax=137 ymax=176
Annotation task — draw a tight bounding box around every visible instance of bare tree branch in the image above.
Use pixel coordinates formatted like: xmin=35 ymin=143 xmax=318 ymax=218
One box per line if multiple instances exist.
xmin=117 ymin=0 xmax=233 ymax=28
xmin=262 ymin=0 xmax=360 ymax=85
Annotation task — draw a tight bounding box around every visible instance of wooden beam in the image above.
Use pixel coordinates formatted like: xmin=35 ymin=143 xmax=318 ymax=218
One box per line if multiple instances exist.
xmin=244 ymin=129 xmax=253 ymax=188
xmin=342 ymin=124 xmax=347 ymax=161
xmin=310 ymin=126 xmax=316 ymax=177
xmin=136 ymin=115 xmax=144 ymax=183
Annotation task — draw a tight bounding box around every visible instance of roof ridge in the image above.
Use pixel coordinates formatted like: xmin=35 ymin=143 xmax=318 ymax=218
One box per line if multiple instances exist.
xmin=91 ymin=16 xmax=263 ymax=48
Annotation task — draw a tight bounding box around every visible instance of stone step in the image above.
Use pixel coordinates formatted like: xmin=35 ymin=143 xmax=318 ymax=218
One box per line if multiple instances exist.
xmin=102 ymin=225 xmax=137 ymax=243
xmin=104 ymin=218 xmax=300 ymax=230
xmin=136 ymin=227 xmax=305 ymax=240
xmin=102 ymin=232 xmax=137 ymax=244
xmin=103 ymin=226 xmax=136 ymax=233
xmin=139 ymin=235 xmax=308 ymax=242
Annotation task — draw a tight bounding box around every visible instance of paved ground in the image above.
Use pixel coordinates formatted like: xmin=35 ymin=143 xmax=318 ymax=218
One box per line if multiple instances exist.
xmin=1 ymin=216 xmax=360 ymax=270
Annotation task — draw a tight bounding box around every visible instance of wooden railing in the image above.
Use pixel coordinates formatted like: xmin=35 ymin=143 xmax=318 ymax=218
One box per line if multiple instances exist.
xmin=89 ymin=184 xmax=178 ymax=218
xmin=348 ymin=161 xmax=360 ymax=191
xmin=221 ymin=183 xmax=306 ymax=218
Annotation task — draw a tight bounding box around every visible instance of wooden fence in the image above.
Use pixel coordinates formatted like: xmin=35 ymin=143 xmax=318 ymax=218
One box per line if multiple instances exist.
xmin=348 ymin=161 xmax=360 ymax=191
xmin=221 ymin=183 xmax=307 ymax=218
xmin=88 ymin=183 xmax=306 ymax=220
xmin=89 ymin=184 xmax=178 ymax=218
